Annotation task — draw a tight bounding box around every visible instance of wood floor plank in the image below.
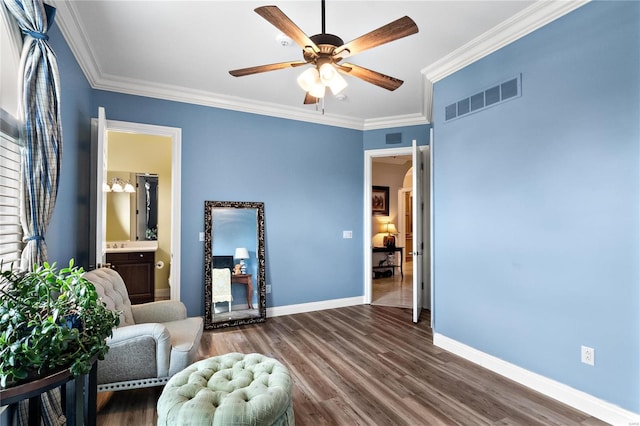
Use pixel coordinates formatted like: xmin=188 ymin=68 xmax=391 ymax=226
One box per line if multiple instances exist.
xmin=97 ymin=305 xmax=609 ymax=426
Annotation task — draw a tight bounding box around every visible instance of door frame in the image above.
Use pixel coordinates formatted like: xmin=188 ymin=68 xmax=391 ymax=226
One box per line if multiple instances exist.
xmin=364 ymin=146 xmax=413 ymax=304
xmin=93 ymin=117 xmax=182 ymax=301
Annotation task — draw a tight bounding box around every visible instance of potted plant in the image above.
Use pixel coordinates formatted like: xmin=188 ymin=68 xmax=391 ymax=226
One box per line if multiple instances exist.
xmin=0 ymin=260 xmax=120 ymax=388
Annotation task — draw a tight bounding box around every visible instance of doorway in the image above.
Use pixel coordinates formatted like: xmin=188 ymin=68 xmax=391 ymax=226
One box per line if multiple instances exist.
xmin=91 ymin=112 xmax=182 ymax=301
xmin=371 ymin=157 xmax=413 ymax=308
xmin=364 ymin=144 xmax=431 ymax=318
xmin=364 ymin=146 xmax=412 ymax=305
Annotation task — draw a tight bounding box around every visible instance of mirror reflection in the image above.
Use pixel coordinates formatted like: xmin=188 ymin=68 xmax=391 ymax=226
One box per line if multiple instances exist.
xmin=106 ymin=171 xmax=158 ymax=241
xmin=204 ymin=201 xmax=266 ymax=329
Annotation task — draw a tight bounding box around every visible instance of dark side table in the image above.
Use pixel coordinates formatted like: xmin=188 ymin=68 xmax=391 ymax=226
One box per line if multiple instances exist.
xmin=0 ymin=360 xmax=97 ymax=426
xmin=372 ymin=246 xmax=404 ymax=277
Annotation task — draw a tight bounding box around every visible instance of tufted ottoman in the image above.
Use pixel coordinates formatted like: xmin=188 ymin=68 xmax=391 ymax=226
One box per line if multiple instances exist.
xmin=157 ymin=353 xmax=294 ymax=426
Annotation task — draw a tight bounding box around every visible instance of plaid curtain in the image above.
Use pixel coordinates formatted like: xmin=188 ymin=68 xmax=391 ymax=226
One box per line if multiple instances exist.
xmin=1 ymin=0 xmax=62 ymax=270
xmin=1 ymin=2 xmax=65 ymax=424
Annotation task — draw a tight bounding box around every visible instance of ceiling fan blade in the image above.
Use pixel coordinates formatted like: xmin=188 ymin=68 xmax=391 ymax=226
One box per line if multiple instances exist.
xmin=333 ymin=16 xmax=418 ymax=58
xmin=340 ymin=63 xmax=403 ymax=91
xmin=255 ymin=6 xmax=320 ymax=55
xmin=303 ymin=92 xmax=318 ymax=104
xmin=229 ymin=61 xmax=307 ymax=77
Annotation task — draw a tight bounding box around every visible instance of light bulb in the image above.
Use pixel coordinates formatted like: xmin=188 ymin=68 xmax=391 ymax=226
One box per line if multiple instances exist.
xmin=328 ymin=72 xmax=347 ymax=95
xmin=319 ymin=63 xmax=337 ymax=85
xmin=308 ymin=83 xmax=326 ymax=99
xmin=297 ymin=68 xmax=320 ymax=92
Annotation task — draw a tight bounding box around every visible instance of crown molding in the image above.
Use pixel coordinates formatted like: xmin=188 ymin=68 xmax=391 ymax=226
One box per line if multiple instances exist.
xmin=50 ymin=0 xmax=103 ymax=88
xmin=52 ymin=0 xmax=589 ymax=132
xmin=97 ymin=73 xmax=366 ymax=130
xmin=363 ymin=113 xmax=429 ymax=131
xmin=422 ymin=0 xmax=590 ymax=83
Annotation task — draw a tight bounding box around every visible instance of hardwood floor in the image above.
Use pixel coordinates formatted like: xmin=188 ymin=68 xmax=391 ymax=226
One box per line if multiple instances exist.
xmin=97 ymin=305 xmax=608 ymax=425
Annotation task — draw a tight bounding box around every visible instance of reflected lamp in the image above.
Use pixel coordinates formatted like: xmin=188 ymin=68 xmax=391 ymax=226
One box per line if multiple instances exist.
xmin=234 ymin=247 xmax=250 ymax=274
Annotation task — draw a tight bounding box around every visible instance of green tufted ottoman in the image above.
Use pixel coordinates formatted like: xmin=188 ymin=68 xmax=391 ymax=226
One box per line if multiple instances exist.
xmin=157 ymin=352 xmax=294 ymax=426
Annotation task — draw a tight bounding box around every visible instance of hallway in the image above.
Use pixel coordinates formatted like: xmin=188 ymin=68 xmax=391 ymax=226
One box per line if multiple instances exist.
xmin=371 ymin=260 xmax=413 ymax=308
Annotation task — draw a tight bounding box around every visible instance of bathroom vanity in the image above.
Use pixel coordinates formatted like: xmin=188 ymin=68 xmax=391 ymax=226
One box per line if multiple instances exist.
xmin=106 ymin=242 xmax=157 ymax=304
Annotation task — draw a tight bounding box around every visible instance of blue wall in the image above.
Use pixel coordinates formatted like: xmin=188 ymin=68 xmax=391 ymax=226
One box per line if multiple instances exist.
xmin=432 ymin=1 xmax=639 ymax=412
xmin=363 ymin=124 xmax=430 ymax=150
xmin=46 ymin=25 xmax=94 ymax=269
xmin=88 ymin=92 xmax=364 ymax=317
xmin=47 ymin=23 xmax=363 ymax=319
xmin=44 ymin=1 xmax=640 ymax=414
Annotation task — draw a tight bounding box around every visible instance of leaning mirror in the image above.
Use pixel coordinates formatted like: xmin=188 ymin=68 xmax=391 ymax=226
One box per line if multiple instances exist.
xmin=204 ymin=201 xmax=266 ymax=329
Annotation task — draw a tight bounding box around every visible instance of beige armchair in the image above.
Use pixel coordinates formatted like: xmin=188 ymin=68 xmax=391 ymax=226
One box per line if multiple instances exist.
xmin=83 ymin=268 xmax=203 ymax=392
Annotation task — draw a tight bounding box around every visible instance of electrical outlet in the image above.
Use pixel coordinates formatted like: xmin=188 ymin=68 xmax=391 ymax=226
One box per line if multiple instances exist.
xmin=198 ymin=232 xmax=204 ymax=242
xmin=581 ymin=345 xmax=595 ymax=366
xmin=343 ymin=230 xmax=352 ymax=239
xmin=266 ymin=284 xmax=271 ymax=294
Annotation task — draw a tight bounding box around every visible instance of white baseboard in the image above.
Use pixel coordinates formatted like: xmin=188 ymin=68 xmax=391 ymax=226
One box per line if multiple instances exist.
xmin=267 ymin=296 xmax=365 ymax=318
xmin=434 ymin=333 xmax=640 ymax=425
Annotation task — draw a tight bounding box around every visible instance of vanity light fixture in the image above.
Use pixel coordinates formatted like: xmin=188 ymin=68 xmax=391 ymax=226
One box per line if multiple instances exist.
xmin=106 ymin=178 xmax=135 ymax=193
xmin=234 ymin=247 xmax=250 ymax=274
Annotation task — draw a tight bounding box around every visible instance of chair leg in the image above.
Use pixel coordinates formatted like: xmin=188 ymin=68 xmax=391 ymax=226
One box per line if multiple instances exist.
xmin=228 ymin=301 xmax=231 ymax=312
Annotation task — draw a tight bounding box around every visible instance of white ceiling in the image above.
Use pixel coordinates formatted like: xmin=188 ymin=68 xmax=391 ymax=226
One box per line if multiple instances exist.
xmin=50 ymin=1 xmax=586 ymax=130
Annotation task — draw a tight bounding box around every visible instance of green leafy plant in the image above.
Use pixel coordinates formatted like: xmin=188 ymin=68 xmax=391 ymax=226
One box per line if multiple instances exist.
xmin=0 ymin=260 xmax=120 ymax=388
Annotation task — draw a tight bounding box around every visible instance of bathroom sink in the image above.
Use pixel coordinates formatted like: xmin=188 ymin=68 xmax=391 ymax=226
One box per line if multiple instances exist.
xmin=105 ymin=241 xmax=158 ymax=253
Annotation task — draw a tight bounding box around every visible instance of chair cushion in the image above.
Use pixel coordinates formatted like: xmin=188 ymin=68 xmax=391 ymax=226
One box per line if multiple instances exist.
xmin=83 ymin=268 xmax=135 ymax=326
xmin=157 ymin=353 xmax=294 ymax=426
xmin=164 ymin=316 xmax=204 ymax=376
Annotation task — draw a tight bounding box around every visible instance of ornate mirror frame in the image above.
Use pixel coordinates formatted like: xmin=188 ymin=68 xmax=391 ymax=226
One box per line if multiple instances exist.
xmin=204 ymin=201 xmax=266 ymax=329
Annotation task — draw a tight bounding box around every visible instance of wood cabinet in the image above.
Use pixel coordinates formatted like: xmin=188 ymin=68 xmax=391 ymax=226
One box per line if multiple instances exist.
xmin=106 ymin=251 xmax=155 ymax=304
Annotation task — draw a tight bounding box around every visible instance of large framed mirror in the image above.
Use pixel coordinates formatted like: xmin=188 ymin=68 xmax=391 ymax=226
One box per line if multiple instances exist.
xmin=204 ymin=201 xmax=266 ymax=329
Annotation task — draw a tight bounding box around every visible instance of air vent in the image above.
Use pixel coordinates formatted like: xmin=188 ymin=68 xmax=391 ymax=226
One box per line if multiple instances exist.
xmin=385 ymin=132 xmax=402 ymax=145
xmin=445 ymin=74 xmax=521 ymax=122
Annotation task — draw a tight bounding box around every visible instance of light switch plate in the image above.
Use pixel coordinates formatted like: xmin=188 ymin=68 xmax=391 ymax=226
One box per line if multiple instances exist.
xmin=343 ymin=230 xmax=353 ymax=239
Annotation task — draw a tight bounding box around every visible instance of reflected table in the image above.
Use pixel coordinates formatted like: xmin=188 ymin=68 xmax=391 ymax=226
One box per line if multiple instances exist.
xmin=231 ymin=273 xmax=253 ymax=309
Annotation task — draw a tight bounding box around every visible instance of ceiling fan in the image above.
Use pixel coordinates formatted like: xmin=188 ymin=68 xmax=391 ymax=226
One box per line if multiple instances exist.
xmin=229 ymin=0 xmax=419 ymax=105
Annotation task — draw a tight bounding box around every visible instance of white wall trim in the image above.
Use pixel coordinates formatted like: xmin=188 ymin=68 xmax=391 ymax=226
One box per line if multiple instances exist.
xmin=103 ymin=119 xmax=182 ymax=302
xmin=363 ymin=113 xmax=429 ymax=131
xmin=266 ymin=296 xmax=364 ymax=318
xmin=364 ymin=147 xmax=414 ymax=305
xmin=52 ymin=0 xmax=587 ymax=131
xmin=434 ymin=333 xmax=640 ymax=425
xmin=421 ymin=1 xmax=590 ymax=84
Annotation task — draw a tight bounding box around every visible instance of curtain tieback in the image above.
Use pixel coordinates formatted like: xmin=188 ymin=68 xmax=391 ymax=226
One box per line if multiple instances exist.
xmin=23 ymin=235 xmax=44 ymax=242
xmin=23 ymin=30 xmax=49 ymax=40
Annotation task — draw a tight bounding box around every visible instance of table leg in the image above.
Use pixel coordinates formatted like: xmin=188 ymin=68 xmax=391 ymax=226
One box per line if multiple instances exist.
xmin=247 ymin=276 xmax=253 ymax=309
xmin=84 ymin=362 xmax=97 ymax=426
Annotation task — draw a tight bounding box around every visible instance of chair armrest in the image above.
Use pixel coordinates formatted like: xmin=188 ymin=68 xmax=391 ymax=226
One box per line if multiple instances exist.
xmin=102 ymin=323 xmax=172 ymax=380
xmin=131 ymin=300 xmax=187 ymax=324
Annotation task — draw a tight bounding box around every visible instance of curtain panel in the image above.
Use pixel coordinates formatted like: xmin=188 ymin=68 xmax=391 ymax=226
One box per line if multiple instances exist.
xmin=1 ymin=0 xmax=62 ymax=270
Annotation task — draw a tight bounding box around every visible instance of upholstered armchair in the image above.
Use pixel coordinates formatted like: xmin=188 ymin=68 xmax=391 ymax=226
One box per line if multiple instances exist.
xmin=83 ymin=268 xmax=203 ymax=392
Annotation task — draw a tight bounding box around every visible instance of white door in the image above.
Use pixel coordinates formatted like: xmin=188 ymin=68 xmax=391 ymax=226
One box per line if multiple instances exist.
xmin=95 ymin=107 xmax=108 ymax=268
xmin=412 ymin=139 xmax=424 ymax=323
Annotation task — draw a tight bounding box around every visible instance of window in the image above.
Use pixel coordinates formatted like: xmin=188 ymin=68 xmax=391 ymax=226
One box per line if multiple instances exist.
xmin=0 ymin=110 xmax=21 ymax=270
xmin=1 ymin=3 xmax=24 ymax=271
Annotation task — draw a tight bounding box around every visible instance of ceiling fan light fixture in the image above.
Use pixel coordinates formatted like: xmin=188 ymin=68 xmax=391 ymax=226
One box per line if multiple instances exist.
xmin=319 ymin=62 xmax=347 ymax=95
xmin=328 ymin=71 xmax=347 ymax=95
xmin=309 ymin=82 xmax=326 ymax=99
xmin=298 ymin=67 xmax=326 ymax=98
xmin=297 ymin=67 xmax=320 ymax=92
xmin=319 ymin=62 xmax=337 ymax=84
